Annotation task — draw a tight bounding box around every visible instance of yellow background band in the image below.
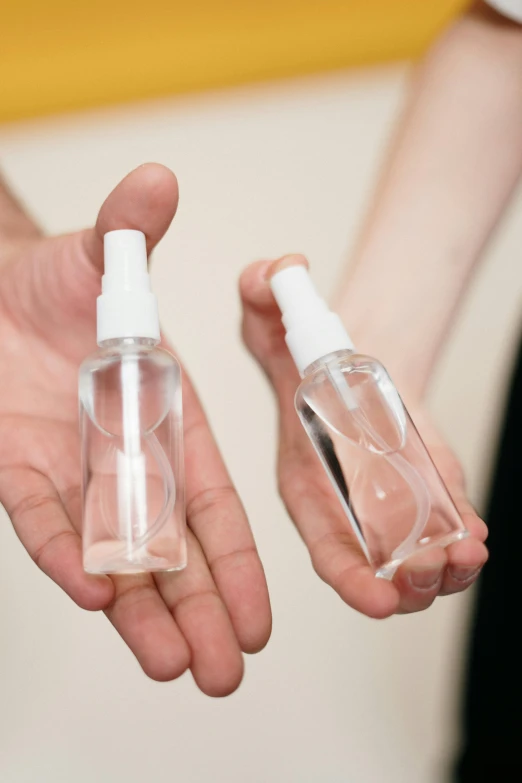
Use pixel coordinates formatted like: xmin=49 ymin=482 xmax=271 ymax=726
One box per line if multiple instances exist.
xmin=1 ymin=1 xmax=466 ymax=123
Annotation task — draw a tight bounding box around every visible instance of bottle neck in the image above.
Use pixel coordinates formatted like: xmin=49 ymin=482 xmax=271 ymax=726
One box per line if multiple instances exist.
xmin=302 ymin=348 xmax=355 ymax=378
xmin=98 ymin=336 xmax=160 ymax=351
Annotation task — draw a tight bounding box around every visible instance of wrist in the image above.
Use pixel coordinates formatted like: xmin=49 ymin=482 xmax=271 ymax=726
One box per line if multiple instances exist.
xmin=335 ymin=293 xmax=434 ymax=409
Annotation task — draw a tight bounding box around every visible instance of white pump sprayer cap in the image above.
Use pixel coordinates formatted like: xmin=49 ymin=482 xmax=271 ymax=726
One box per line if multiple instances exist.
xmin=97 ymin=230 xmax=160 ymax=344
xmin=270 ymin=265 xmax=353 ymax=374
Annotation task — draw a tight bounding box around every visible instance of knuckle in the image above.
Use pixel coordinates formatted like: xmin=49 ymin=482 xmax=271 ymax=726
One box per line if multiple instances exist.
xmin=32 ymin=529 xmax=77 ymax=570
xmin=108 ymin=581 xmax=157 ymax=615
xmin=186 ymin=485 xmax=237 ymax=521
xmin=11 ymin=492 xmax=58 ymax=521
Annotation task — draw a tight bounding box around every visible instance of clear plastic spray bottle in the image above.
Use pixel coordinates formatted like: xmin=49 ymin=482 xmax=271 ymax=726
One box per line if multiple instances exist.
xmin=80 ymin=230 xmax=186 ymax=574
xmin=270 ymin=264 xmax=467 ymax=578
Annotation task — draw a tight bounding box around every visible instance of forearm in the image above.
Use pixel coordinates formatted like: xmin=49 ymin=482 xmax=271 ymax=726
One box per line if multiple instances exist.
xmin=336 ymin=2 xmax=522 ymax=403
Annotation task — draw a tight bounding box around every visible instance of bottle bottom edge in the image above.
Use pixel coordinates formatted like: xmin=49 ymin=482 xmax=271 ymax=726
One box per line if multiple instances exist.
xmin=375 ymin=528 xmax=469 ymax=581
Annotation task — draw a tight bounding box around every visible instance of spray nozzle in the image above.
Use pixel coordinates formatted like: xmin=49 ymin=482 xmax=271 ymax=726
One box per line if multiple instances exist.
xmin=103 ymin=230 xmax=150 ymax=294
xmin=97 ymin=229 xmax=160 ymax=345
xmin=269 ymin=263 xmax=353 ymax=375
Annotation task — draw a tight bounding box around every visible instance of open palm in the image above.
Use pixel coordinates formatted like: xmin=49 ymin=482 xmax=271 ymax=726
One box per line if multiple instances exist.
xmin=0 ymin=164 xmax=271 ymax=695
xmin=240 ymin=255 xmax=488 ymax=616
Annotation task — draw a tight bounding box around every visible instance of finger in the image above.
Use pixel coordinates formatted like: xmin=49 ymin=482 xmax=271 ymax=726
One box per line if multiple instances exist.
xmin=83 ymin=162 xmax=179 ymax=271
xmin=462 ymin=512 xmax=489 ymax=543
xmin=105 ymin=573 xmax=191 ymax=683
xmin=440 ymin=534 xmax=489 ymax=596
xmin=155 ymin=531 xmax=244 ymax=697
xmin=312 ymin=530 xmax=400 ymax=618
xmin=182 ymin=377 xmax=272 ymax=653
xmin=437 ymin=484 xmax=489 ymax=594
xmin=0 ymin=466 xmax=114 ymax=611
xmin=32 ymin=164 xmax=180 ymax=342
xmin=393 ymin=547 xmax=447 ymax=613
xmin=452 ymin=493 xmax=489 ymax=544
xmin=281 ymin=456 xmax=399 ymax=618
xmin=422 ymin=439 xmax=489 ymax=546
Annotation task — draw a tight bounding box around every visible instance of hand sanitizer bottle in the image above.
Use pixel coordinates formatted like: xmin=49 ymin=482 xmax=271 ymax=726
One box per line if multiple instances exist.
xmin=270 ymin=263 xmax=467 ymax=578
xmin=79 ymin=230 xmax=186 ymax=574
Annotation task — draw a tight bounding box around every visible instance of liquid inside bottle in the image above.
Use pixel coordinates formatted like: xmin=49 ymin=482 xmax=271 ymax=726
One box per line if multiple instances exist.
xmin=80 ymin=338 xmax=186 ymax=575
xmin=296 ymin=350 xmax=467 ymax=578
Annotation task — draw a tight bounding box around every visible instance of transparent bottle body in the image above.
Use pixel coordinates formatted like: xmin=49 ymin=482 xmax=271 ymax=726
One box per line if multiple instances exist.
xmin=79 ymin=338 xmax=186 ymax=574
xmin=295 ymin=350 xmax=467 ymax=578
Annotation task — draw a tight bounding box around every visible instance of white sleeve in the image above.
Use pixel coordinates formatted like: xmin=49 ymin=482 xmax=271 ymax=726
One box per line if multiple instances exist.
xmin=486 ymin=0 xmax=522 ymax=21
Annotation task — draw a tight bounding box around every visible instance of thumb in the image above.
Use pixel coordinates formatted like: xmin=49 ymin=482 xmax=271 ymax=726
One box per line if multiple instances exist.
xmin=82 ymin=162 xmax=179 ymax=271
xmin=11 ymin=164 xmax=179 ymax=349
xmin=239 ymin=253 xmax=308 ymax=403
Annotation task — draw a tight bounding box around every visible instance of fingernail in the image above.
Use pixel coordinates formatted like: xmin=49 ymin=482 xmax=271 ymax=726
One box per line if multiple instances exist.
xmin=265 ymin=254 xmax=309 ymax=280
xmin=261 ymin=261 xmax=276 ymax=281
xmin=409 ymin=569 xmax=441 ymax=590
xmin=449 ymin=566 xmax=481 ymax=583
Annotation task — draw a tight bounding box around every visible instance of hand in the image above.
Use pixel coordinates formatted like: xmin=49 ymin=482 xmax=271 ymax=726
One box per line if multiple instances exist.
xmin=240 ymin=254 xmax=488 ymax=617
xmin=0 ymin=164 xmax=271 ymax=694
